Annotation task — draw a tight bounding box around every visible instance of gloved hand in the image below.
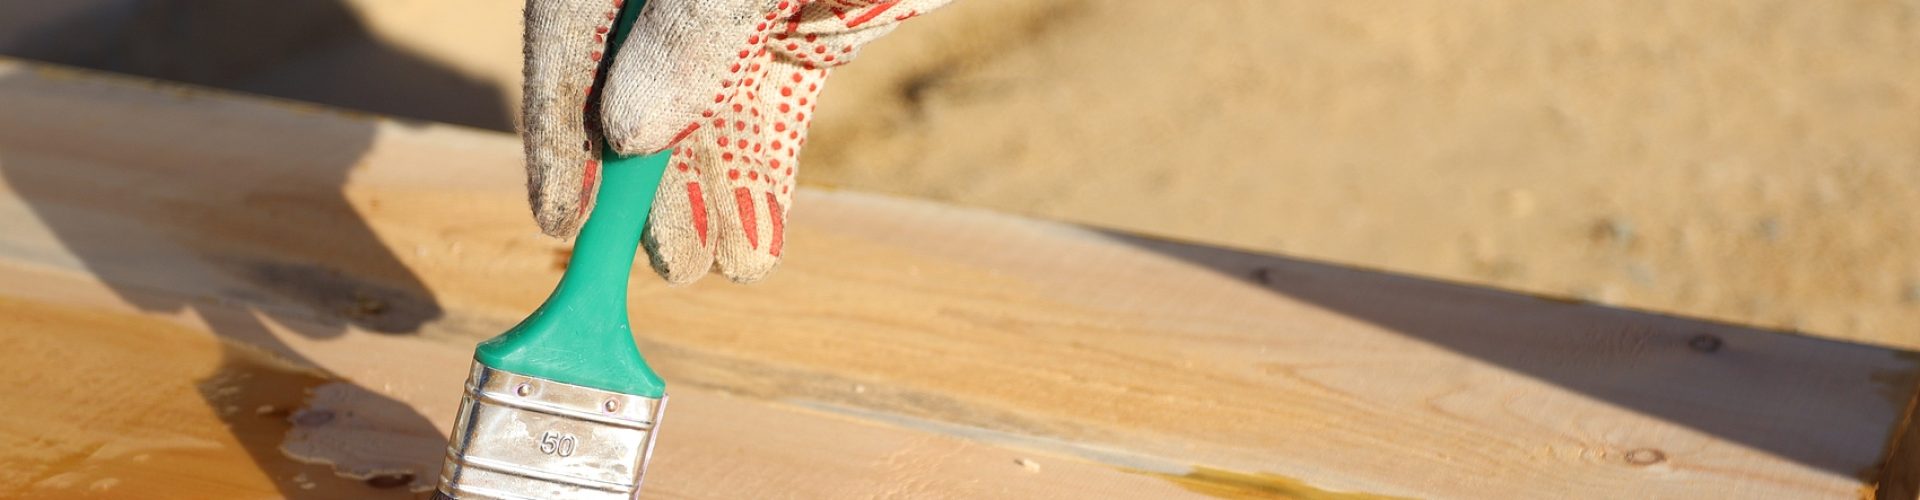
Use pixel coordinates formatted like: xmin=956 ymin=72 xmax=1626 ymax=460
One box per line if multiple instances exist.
xmin=522 ymin=0 xmax=949 ymax=284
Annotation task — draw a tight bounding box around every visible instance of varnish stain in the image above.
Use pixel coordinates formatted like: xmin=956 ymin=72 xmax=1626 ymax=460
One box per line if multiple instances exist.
xmin=1132 ymin=466 xmax=1414 ymax=500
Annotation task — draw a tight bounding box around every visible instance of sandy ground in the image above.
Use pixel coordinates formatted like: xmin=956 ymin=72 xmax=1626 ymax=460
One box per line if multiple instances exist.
xmin=2 ymin=0 xmax=1917 ymax=348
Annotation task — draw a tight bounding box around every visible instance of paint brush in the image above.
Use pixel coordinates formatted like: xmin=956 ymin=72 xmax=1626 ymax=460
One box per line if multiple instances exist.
xmin=436 ymin=2 xmax=672 ymax=497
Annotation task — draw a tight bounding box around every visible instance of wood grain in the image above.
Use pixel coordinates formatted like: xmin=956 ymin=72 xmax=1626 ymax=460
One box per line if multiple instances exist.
xmin=1 ymin=58 xmax=1916 ymax=499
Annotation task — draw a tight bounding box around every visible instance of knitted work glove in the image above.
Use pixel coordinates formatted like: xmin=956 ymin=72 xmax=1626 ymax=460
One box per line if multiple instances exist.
xmin=523 ymin=0 xmax=949 ymax=284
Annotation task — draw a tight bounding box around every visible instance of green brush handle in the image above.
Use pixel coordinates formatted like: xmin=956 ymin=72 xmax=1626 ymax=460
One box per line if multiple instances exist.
xmin=475 ymin=1 xmax=667 ymax=398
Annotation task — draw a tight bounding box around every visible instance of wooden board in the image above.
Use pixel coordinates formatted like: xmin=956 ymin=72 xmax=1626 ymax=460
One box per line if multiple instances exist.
xmin=1881 ymin=395 xmax=1920 ymax=500
xmin=0 ymin=58 xmax=1916 ymax=499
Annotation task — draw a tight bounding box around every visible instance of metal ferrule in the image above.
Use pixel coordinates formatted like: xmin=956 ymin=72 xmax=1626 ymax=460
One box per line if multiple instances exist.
xmin=437 ymin=362 xmax=667 ymax=500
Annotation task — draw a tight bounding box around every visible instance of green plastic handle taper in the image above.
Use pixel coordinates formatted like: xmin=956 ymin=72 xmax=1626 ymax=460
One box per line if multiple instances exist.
xmin=474 ymin=2 xmax=667 ymax=398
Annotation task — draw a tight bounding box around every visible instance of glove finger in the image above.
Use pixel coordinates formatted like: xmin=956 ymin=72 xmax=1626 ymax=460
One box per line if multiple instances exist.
xmin=759 ymin=58 xmax=820 ymax=233
xmin=682 ymin=50 xmax=784 ymax=283
xmin=642 ymin=144 xmax=719 ymax=285
xmin=601 ymin=0 xmax=799 ymax=156
xmin=523 ymin=0 xmax=623 ymax=238
xmin=707 ymin=57 xmax=823 ymax=283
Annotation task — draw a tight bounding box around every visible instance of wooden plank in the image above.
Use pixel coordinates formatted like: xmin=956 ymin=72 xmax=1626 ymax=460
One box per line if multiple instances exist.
xmin=0 ymin=266 xmax=1193 ymax=499
xmin=1 ymin=58 xmax=1917 ymax=499
xmin=1881 ymin=393 xmax=1920 ymax=500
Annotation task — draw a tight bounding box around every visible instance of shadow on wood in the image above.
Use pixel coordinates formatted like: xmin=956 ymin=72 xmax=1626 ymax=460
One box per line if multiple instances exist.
xmin=1113 ymin=232 xmax=1920 ymax=486
xmin=0 ymin=0 xmax=512 ymax=130
xmin=0 ymin=2 xmax=508 ymax=488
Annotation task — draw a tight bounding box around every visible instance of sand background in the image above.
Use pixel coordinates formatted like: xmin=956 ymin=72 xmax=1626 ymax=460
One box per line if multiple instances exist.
xmin=2 ymin=0 xmax=1916 ymax=348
